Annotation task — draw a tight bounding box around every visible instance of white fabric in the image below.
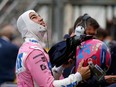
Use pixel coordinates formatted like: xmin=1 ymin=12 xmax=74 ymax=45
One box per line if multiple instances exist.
xmin=53 ymin=72 xmax=82 ymax=87
xmin=25 ymin=38 xmax=39 ymax=43
xmin=17 ymin=10 xmax=47 ymax=47
xmin=52 ymin=66 xmax=64 ymax=80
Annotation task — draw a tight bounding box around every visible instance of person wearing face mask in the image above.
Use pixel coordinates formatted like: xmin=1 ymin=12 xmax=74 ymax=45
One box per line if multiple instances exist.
xmin=96 ymin=28 xmax=116 ymax=87
xmin=16 ymin=10 xmax=91 ymax=87
xmin=0 ymin=24 xmax=19 ymax=85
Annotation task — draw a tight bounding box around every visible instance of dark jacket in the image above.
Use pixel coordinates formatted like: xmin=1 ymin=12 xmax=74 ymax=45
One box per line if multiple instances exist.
xmin=107 ymin=41 xmax=116 ymax=75
xmin=0 ymin=38 xmax=19 ymax=84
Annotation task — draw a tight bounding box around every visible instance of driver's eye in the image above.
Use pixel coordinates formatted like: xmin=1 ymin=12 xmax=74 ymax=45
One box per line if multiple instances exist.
xmin=31 ymin=16 xmax=37 ymax=19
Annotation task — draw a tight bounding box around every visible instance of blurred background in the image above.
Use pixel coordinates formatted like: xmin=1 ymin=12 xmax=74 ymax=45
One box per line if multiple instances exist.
xmin=0 ymin=0 xmax=116 ymax=46
xmin=1 ymin=0 xmax=116 ymax=86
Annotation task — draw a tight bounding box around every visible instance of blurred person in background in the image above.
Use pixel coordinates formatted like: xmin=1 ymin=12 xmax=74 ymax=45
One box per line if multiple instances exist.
xmin=68 ymin=27 xmax=74 ymax=37
xmin=96 ymin=28 xmax=116 ymax=87
xmin=12 ymin=36 xmax=23 ymax=47
xmin=16 ymin=10 xmax=91 ymax=87
xmin=96 ymin=28 xmax=108 ymax=41
xmin=0 ymin=24 xmax=19 ymax=85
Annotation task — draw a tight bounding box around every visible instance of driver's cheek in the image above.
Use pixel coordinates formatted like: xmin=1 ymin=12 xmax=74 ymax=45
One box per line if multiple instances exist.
xmin=92 ymin=30 xmax=96 ymax=34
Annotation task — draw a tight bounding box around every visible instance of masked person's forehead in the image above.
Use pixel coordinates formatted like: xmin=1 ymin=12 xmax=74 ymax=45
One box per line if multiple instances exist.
xmin=20 ymin=10 xmax=35 ymax=20
xmin=23 ymin=10 xmax=35 ymax=16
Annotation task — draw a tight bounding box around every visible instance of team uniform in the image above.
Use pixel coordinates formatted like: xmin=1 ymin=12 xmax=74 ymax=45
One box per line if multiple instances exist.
xmin=16 ymin=38 xmax=82 ymax=87
xmin=15 ymin=9 xmax=83 ymax=87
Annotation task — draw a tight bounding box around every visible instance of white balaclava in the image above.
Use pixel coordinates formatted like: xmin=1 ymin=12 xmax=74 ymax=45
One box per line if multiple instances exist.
xmin=17 ymin=10 xmax=47 ymax=47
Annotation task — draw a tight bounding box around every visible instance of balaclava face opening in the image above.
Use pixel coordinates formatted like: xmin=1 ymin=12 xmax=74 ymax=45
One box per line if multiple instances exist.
xmin=17 ymin=10 xmax=47 ymax=47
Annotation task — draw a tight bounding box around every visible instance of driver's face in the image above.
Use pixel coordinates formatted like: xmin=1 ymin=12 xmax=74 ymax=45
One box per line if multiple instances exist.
xmin=86 ymin=25 xmax=97 ymax=35
xmin=29 ymin=12 xmax=46 ymax=27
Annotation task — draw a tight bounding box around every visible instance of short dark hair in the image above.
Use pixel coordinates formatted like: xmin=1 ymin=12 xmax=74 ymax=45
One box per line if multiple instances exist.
xmin=74 ymin=15 xmax=100 ymax=30
xmin=96 ymin=28 xmax=108 ymax=39
xmin=68 ymin=27 xmax=74 ymax=35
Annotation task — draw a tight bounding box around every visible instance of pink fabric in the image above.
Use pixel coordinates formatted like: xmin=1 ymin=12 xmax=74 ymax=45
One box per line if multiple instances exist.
xmin=76 ymin=39 xmax=111 ymax=69
xmin=59 ymin=74 xmax=64 ymax=79
xmin=16 ymin=42 xmax=54 ymax=87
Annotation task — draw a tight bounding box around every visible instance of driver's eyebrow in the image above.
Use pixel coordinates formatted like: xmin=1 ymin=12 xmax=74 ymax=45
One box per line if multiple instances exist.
xmin=30 ymin=14 xmax=37 ymax=19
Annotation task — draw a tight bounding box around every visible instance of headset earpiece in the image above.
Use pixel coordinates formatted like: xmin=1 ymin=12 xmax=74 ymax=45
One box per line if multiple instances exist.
xmin=74 ymin=14 xmax=91 ymax=36
xmin=83 ymin=14 xmax=91 ymax=21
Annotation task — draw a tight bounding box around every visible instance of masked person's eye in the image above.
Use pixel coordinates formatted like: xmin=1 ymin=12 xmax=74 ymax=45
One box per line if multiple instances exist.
xmin=31 ymin=16 xmax=37 ymax=19
xmin=30 ymin=14 xmax=37 ymax=19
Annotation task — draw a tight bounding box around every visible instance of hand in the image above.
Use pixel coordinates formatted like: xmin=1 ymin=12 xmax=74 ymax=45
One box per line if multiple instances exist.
xmin=105 ymin=75 xmax=116 ymax=84
xmin=77 ymin=59 xmax=91 ymax=80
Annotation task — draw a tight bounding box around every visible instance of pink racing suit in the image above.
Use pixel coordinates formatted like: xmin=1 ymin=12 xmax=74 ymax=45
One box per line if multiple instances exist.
xmin=16 ymin=38 xmax=82 ymax=87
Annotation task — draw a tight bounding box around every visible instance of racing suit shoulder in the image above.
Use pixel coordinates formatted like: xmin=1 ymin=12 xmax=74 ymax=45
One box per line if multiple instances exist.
xmin=16 ymin=42 xmax=45 ymax=74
